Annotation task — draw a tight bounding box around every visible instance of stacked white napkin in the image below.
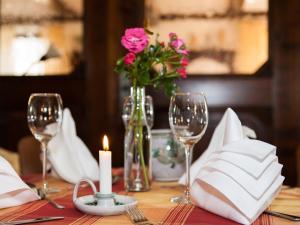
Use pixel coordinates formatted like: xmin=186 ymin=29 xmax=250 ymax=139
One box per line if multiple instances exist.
xmin=48 ymin=108 xmax=99 ymax=184
xmin=0 ymin=156 xmax=39 ymax=209
xmin=184 ymin=108 xmax=284 ymax=225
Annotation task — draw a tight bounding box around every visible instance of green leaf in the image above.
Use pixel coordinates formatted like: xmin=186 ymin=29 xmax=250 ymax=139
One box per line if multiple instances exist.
xmin=138 ymin=71 xmax=150 ymax=86
xmin=116 ymin=58 xmax=124 ymax=66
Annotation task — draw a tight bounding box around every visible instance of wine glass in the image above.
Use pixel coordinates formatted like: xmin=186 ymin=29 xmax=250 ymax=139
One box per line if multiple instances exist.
xmin=27 ymin=93 xmax=63 ymax=193
xmin=168 ymin=92 xmax=208 ymax=204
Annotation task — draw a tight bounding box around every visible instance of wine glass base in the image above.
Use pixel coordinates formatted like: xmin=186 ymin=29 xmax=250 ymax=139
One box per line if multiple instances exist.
xmin=170 ymin=195 xmax=193 ymax=204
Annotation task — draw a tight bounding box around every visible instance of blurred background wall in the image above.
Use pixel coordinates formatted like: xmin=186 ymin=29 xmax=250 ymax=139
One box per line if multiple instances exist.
xmin=0 ymin=0 xmax=300 ymax=185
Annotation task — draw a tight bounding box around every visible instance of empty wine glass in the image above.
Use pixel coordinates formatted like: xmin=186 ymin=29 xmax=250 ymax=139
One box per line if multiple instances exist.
xmin=169 ymin=92 xmax=208 ymax=204
xmin=27 ymin=93 xmax=63 ymax=193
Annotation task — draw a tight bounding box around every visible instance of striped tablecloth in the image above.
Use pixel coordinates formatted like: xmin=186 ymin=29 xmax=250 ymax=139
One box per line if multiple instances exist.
xmin=0 ymin=176 xmax=299 ymax=225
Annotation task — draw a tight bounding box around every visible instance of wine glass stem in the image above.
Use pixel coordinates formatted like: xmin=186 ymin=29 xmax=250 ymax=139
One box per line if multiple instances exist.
xmin=41 ymin=141 xmax=48 ymax=192
xmin=184 ymin=144 xmax=193 ymax=204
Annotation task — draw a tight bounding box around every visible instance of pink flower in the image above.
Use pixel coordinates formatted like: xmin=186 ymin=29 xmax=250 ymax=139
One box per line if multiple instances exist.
xmin=170 ymin=38 xmax=189 ymax=55
xmin=121 ymin=28 xmax=149 ymax=53
xmin=177 ymin=49 xmax=189 ymax=56
xmin=171 ymin=38 xmax=185 ymax=49
xmin=124 ymin=52 xmax=136 ymax=65
xmin=169 ymin=32 xmax=177 ymax=39
xmin=180 ymin=58 xmax=189 ymax=67
xmin=177 ymin=68 xmax=187 ymax=79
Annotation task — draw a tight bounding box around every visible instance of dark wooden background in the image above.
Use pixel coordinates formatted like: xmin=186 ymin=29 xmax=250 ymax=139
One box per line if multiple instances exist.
xmin=0 ymin=0 xmax=300 ymax=185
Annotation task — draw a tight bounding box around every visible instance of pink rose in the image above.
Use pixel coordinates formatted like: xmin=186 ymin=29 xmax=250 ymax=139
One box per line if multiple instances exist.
xmin=171 ymin=38 xmax=185 ymax=49
xmin=180 ymin=58 xmax=189 ymax=67
xmin=177 ymin=68 xmax=187 ymax=79
xmin=169 ymin=32 xmax=177 ymax=39
xmin=177 ymin=49 xmax=189 ymax=56
xmin=171 ymin=38 xmax=189 ymax=55
xmin=124 ymin=52 xmax=136 ymax=65
xmin=121 ymin=28 xmax=149 ymax=53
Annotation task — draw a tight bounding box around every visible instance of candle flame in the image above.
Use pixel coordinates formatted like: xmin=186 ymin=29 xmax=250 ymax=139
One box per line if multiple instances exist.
xmin=102 ymin=135 xmax=109 ymax=151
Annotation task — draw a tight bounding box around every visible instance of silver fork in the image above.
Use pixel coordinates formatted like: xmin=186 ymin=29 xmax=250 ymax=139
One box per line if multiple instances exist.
xmin=126 ymin=206 xmax=153 ymax=225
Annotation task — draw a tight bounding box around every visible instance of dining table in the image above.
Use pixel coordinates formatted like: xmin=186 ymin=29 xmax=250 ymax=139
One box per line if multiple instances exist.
xmin=0 ymin=173 xmax=299 ymax=225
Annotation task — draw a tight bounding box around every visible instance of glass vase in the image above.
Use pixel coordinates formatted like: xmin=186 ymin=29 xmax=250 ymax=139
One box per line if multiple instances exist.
xmin=124 ymin=86 xmax=152 ymax=191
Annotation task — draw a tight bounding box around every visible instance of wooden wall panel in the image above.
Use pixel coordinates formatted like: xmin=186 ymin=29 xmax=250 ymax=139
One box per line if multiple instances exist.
xmin=270 ymin=0 xmax=300 ymax=185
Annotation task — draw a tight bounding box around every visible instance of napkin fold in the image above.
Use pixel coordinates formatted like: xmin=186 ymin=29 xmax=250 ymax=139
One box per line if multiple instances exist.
xmin=48 ymin=108 xmax=99 ymax=184
xmin=0 ymin=156 xmax=39 ymax=209
xmin=179 ymin=108 xmax=258 ymax=185
xmin=185 ymin=108 xmax=284 ymax=225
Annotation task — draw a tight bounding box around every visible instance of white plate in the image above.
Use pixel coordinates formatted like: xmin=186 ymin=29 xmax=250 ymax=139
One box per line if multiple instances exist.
xmin=74 ymin=194 xmax=137 ymax=216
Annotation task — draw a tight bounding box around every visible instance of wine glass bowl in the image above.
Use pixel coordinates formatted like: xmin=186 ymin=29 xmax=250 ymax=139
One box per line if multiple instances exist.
xmin=27 ymin=93 xmax=63 ymax=192
xmin=169 ymin=92 xmax=208 ymax=204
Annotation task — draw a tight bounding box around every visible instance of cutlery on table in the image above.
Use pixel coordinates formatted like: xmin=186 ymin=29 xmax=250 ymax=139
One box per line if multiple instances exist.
xmin=0 ymin=216 xmax=64 ymax=225
xmin=26 ymin=182 xmax=65 ymax=209
xmin=37 ymin=188 xmax=65 ymax=209
xmin=126 ymin=206 xmax=153 ymax=225
xmin=265 ymin=210 xmax=300 ymax=221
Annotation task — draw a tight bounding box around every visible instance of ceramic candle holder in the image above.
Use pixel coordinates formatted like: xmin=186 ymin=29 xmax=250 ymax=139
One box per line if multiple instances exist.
xmin=94 ymin=192 xmax=116 ymax=207
xmin=73 ymin=178 xmax=137 ymax=216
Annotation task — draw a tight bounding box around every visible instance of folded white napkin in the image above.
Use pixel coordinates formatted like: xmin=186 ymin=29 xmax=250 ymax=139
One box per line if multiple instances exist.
xmin=0 ymin=156 xmax=39 ymax=209
xmin=185 ymin=108 xmax=284 ymax=224
xmin=48 ymin=108 xmax=99 ymax=184
xmin=179 ymin=108 xmax=257 ymax=185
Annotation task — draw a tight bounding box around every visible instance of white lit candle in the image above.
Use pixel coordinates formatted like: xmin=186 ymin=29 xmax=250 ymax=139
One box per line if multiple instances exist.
xmin=99 ymin=135 xmax=112 ymax=194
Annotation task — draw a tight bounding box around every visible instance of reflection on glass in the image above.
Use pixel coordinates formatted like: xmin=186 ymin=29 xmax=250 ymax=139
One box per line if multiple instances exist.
xmin=122 ymin=95 xmax=154 ymax=129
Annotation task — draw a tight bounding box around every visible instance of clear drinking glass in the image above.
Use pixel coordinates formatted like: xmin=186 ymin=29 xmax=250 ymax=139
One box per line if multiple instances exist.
xmin=27 ymin=93 xmax=63 ymax=193
xmin=169 ymin=92 xmax=208 ymax=204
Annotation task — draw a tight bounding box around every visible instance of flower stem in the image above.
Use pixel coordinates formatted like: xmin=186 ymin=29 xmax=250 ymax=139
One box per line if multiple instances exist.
xmin=150 ymin=72 xmax=179 ymax=82
xmin=133 ymin=84 xmax=149 ymax=189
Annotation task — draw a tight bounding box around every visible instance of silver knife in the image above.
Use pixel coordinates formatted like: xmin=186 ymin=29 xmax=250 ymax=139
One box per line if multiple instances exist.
xmin=1 ymin=216 xmax=64 ymax=225
xmin=265 ymin=210 xmax=300 ymax=221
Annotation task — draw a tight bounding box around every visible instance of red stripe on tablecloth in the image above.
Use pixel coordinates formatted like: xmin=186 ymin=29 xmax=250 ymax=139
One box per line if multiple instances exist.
xmin=184 ymin=207 xmax=241 ymax=225
xmin=252 ymin=213 xmax=274 ymax=225
xmin=162 ymin=206 xmax=271 ymax=225
xmin=161 ymin=204 xmax=183 ymax=224
xmin=69 ymin=214 xmax=102 ymax=225
xmin=2 ymin=180 xmax=124 ymax=225
xmin=163 ymin=206 xmax=274 ymax=225
xmin=71 ymin=215 xmax=103 ymax=225
xmin=161 ymin=204 xmax=194 ymax=225
xmin=0 ymin=201 xmax=48 ymax=221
